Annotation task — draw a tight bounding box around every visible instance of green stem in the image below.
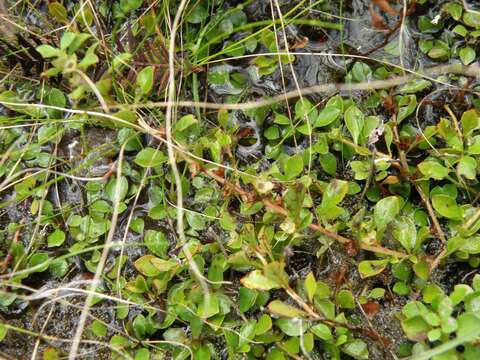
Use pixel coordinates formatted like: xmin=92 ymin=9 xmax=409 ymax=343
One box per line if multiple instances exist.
xmin=195 ymin=0 xmax=340 ymax=64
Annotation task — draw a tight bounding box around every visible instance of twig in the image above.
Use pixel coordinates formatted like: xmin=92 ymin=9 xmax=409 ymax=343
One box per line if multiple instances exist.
xmin=392 ymin=116 xmax=446 ymax=245
xmin=414 ymin=182 xmax=446 ymax=244
xmin=101 ymin=63 xmax=480 ymax=111
xmin=203 ymin=160 xmax=407 ymax=258
xmin=355 ymin=298 xmax=394 ymax=356
xmin=68 ymin=146 xmax=125 ymax=360
xmin=284 ymin=286 xmax=392 ymax=346
xmin=163 ymin=0 xmax=211 ymax=316
xmin=0 ymin=222 xmax=22 ymax=274
xmin=444 ymin=104 xmax=463 ymax=141
xmin=392 ymin=115 xmax=447 ymax=271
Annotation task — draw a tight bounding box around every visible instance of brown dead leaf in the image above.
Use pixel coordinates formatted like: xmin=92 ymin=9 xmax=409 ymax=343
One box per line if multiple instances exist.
xmin=291 ymin=36 xmax=309 ymax=49
xmin=361 ymin=301 xmax=380 ymax=317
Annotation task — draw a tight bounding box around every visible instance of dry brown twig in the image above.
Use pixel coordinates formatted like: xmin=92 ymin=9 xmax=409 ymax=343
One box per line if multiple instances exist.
xmin=105 ymin=63 xmax=480 ymax=111
xmin=164 ymin=136 xmax=409 ymax=259
xmin=391 ymin=114 xmax=446 ymax=272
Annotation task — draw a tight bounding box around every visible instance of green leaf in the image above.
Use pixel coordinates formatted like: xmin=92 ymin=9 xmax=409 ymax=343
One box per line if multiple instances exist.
xmin=418 ymin=161 xmax=449 ymax=180
xmin=264 ymin=126 xmax=280 ymax=140
xmin=393 ymin=282 xmax=410 ymax=295
xmin=263 ymin=261 xmax=290 ymax=288
xmin=449 ymin=284 xmax=473 ymax=306
xmin=349 ymin=62 xmax=372 ymax=83
xmin=268 ymin=300 xmax=304 ymax=318
xmin=413 ymin=259 xmax=430 ymax=280
xmin=410 ymin=314 xmax=480 ymax=360
xmin=135 ymin=348 xmax=150 ymax=360
xmin=458 ymin=156 xmax=477 ymax=180
xmin=144 ymin=230 xmax=169 ymax=258
xmin=358 ymin=259 xmax=389 ymax=278
xmin=238 ymin=319 xmax=256 ymax=348
xmin=418 ymin=15 xmax=443 ymax=33
xmin=90 ymin=319 xmax=107 ymax=337
xmin=473 ymin=274 xmax=480 ymax=290
xmin=67 ymin=33 xmax=91 ymax=53
xmin=0 ymin=323 xmax=7 ymax=342
xmin=462 ymin=109 xmax=480 ymax=137
xmin=106 ymin=176 xmax=128 ymax=202
xmin=320 ymin=179 xmax=348 ymax=210
xmin=295 ymin=98 xmax=316 ymax=123
xmin=283 ymin=154 xmax=304 ymax=180
xmin=402 ymin=315 xmax=430 ymax=340
xmin=255 ymin=314 xmax=272 ymax=335
xmin=130 ymin=218 xmax=144 ymax=234
xmin=120 ymin=0 xmax=143 ymax=12
xmin=311 ymin=323 xmax=333 ymax=341
xmin=344 ymin=105 xmax=364 ymax=144
xmin=112 ymin=52 xmax=132 ymax=70
xmin=79 ymin=52 xmax=99 ymax=69
xmin=174 ymin=114 xmax=197 ymax=132
xmin=443 ymin=2 xmax=463 ymax=20
xmin=110 ymin=334 xmax=129 ymax=349
xmin=457 ymin=313 xmax=480 ymax=338
xmin=194 ymin=345 xmax=210 ymax=360
xmin=453 ymin=24 xmax=468 ymax=36
xmin=397 ymin=95 xmax=417 ymax=123
xmin=136 ymin=66 xmax=154 ymax=95
xmin=50 ymin=259 xmax=69 ymax=278
xmin=60 ymin=32 xmax=76 ymax=50
xmin=428 ymin=41 xmax=450 ymax=59
xmin=457 ymin=236 xmax=480 ymax=254
xmin=315 ymin=106 xmax=341 ymax=127
xmin=188 ymin=5 xmax=208 ymax=24
xmin=134 ymin=255 xmax=161 ymax=277
xmin=397 ymin=79 xmax=431 ymax=94
xmin=43 ymin=348 xmax=59 ymax=360
xmin=241 ymin=270 xmax=282 ymax=290
xmin=304 ymin=272 xmax=317 ymax=302
xmin=464 ymin=11 xmax=480 ymax=29
xmin=336 ymin=290 xmax=355 ymax=309
xmin=459 ymin=46 xmax=476 ymax=65
xmin=374 ymin=196 xmax=402 ymax=230
xmin=132 ymin=314 xmax=155 ymax=339
xmin=134 ymin=147 xmax=168 ymax=167
xmin=36 ymin=45 xmax=61 ymax=58
xmin=432 ymin=195 xmax=464 ymax=220
xmin=47 ymin=229 xmax=66 ymax=247
xmin=319 ymin=179 xmax=348 ymax=220
xmin=46 ymin=88 xmax=66 ymax=108
xmin=392 ymin=216 xmax=417 ymax=252
xmin=49 ymin=2 xmax=68 ymax=22
xmin=28 ymin=253 xmax=49 ymax=273
xmin=350 ymin=160 xmax=371 ymax=180
xmin=276 ymin=318 xmax=305 ymax=336
xmin=150 ymin=257 xmax=178 ymax=272
xmin=342 ymin=340 xmax=369 ymax=360
xmin=368 ymin=288 xmax=386 ymax=299
xmin=198 ymin=294 xmax=219 ymax=318
xmin=319 ymin=153 xmax=337 ymax=176
xmin=37 ymin=127 xmax=57 ymax=147
xmin=118 ymin=128 xmax=142 ymax=151
xmin=238 ymin=287 xmax=258 ymax=312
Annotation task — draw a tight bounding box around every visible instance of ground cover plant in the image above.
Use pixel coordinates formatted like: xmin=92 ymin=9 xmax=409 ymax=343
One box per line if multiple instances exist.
xmin=0 ymin=0 xmax=480 ymax=359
